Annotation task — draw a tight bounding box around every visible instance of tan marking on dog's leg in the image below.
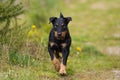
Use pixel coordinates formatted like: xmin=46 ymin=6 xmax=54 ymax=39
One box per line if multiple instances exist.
xmin=59 ymin=63 xmax=66 ymax=76
xmin=59 ymin=56 xmax=62 ymax=62
xmin=52 ymin=54 xmax=60 ymax=72
xmin=50 ymin=42 xmax=55 ymax=47
xmin=61 ymin=43 xmax=67 ymax=48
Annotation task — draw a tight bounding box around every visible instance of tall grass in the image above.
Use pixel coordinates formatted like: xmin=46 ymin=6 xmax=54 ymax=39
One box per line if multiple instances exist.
xmin=0 ymin=0 xmax=65 ymax=70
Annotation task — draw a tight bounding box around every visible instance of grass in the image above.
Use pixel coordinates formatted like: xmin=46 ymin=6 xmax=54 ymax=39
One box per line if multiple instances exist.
xmin=0 ymin=47 xmax=120 ymax=80
xmin=0 ymin=0 xmax=120 ymax=80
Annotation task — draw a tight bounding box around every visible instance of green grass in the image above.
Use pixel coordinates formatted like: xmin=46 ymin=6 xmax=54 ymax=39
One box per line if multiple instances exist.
xmin=0 ymin=0 xmax=120 ymax=80
xmin=1 ymin=47 xmax=120 ymax=80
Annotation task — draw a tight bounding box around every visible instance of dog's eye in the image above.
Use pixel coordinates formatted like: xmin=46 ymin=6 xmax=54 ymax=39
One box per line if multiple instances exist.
xmin=54 ymin=24 xmax=58 ymax=28
xmin=54 ymin=26 xmax=57 ymax=28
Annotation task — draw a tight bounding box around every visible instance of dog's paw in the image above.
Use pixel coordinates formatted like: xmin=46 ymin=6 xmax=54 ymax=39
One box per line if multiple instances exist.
xmin=59 ymin=63 xmax=66 ymax=76
xmin=59 ymin=69 xmax=66 ymax=76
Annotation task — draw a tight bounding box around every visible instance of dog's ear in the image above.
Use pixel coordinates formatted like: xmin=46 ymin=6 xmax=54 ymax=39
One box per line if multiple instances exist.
xmin=65 ymin=17 xmax=72 ymax=24
xmin=49 ymin=17 xmax=57 ymax=24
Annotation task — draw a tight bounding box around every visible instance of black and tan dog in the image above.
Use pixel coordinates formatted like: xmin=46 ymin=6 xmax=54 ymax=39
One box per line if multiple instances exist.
xmin=48 ymin=13 xmax=72 ymax=75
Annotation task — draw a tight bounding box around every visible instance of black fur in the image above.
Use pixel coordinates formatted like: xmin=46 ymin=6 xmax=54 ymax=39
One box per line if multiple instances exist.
xmin=48 ymin=13 xmax=72 ymax=66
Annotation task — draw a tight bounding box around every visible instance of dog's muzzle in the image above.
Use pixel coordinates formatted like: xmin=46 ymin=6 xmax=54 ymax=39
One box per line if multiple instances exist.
xmin=58 ymin=33 xmax=62 ymax=37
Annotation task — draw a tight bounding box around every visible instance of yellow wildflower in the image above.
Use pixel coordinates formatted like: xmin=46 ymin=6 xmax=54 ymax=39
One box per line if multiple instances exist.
xmin=28 ymin=25 xmax=38 ymax=37
xmin=32 ymin=58 xmax=35 ymax=62
xmin=27 ymin=25 xmax=41 ymax=42
xmin=32 ymin=25 xmax=36 ymax=29
xmin=67 ymin=60 xmax=70 ymax=63
xmin=76 ymin=47 xmax=82 ymax=52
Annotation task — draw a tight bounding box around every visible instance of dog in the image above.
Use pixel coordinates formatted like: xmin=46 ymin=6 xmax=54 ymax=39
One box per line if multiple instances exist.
xmin=48 ymin=13 xmax=72 ymax=75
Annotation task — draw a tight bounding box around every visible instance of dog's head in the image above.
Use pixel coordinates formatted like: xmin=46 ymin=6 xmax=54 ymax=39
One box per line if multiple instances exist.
xmin=49 ymin=13 xmax=72 ymax=39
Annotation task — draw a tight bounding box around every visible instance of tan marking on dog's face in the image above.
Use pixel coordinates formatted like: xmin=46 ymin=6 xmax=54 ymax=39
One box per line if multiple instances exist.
xmin=59 ymin=63 xmax=66 ymax=75
xmin=61 ymin=23 xmax=64 ymax=26
xmin=54 ymin=31 xmax=67 ymax=40
xmin=54 ymin=31 xmax=58 ymax=38
xmin=61 ymin=31 xmax=67 ymax=38
xmin=61 ymin=43 xmax=67 ymax=48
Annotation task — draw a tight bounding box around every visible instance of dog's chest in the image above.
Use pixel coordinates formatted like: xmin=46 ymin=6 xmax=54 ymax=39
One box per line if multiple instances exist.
xmin=54 ymin=41 xmax=67 ymax=51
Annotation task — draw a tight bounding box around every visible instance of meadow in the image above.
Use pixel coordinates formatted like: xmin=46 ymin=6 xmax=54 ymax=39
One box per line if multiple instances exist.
xmin=0 ymin=0 xmax=120 ymax=80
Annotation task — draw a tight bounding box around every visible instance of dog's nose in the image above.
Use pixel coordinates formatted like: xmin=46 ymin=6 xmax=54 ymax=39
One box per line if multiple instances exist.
xmin=58 ymin=33 xmax=62 ymax=36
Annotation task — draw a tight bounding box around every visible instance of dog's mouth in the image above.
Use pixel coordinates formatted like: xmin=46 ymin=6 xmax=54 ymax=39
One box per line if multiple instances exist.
xmin=57 ymin=36 xmax=64 ymax=39
xmin=54 ymin=31 xmax=67 ymax=40
xmin=55 ymin=35 xmax=65 ymax=40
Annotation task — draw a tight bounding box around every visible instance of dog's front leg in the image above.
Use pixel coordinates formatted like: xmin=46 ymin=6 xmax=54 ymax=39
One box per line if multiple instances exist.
xmin=59 ymin=48 xmax=69 ymax=75
xmin=48 ymin=43 xmax=60 ymax=72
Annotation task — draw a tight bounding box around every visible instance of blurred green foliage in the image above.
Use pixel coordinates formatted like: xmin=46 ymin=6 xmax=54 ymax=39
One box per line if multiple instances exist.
xmin=0 ymin=0 xmax=24 ymax=35
xmin=0 ymin=0 xmax=25 ymax=58
xmin=9 ymin=50 xmax=32 ymax=66
xmin=0 ymin=0 xmax=63 ymax=66
xmin=0 ymin=0 xmax=120 ymax=79
xmin=25 ymin=0 xmax=63 ymax=28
